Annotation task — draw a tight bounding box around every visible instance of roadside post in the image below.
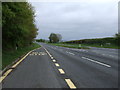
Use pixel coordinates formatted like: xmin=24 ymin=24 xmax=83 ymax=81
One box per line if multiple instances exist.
xmin=79 ymin=44 xmax=81 ymax=48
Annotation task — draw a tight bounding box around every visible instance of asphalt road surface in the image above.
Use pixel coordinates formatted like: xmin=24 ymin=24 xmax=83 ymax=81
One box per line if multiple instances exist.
xmin=2 ymin=43 xmax=118 ymax=88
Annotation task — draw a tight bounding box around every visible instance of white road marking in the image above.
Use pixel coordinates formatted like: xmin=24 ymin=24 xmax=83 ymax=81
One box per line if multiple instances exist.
xmin=30 ymin=52 xmax=47 ymax=56
xmin=58 ymin=69 xmax=65 ymax=74
xmin=51 ymin=57 xmax=54 ymax=59
xmin=109 ymin=55 xmax=115 ymax=57
xmin=52 ymin=59 xmax=56 ymax=62
xmin=65 ymin=79 xmax=77 ymax=89
xmin=82 ymin=57 xmax=111 ymax=67
xmin=49 ymin=55 xmax=52 ymax=57
xmin=66 ymin=51 xmax=75 ymax=55
xmin=69 ymin=52 xmax=75 ymax=55
xmin=44 ymin=48 xmax=51 ymax=56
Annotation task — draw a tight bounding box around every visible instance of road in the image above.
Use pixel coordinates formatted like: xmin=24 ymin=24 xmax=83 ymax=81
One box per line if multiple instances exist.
xmin=2 ymin=43 xmax=118 ymax=88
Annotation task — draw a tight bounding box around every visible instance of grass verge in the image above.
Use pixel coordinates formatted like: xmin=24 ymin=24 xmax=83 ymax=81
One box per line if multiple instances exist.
xmin=48 ymin=43 xmax=119 ymax=49
xmin=82 ymin=44 xmax=120 ymax=49
xmin=48 ymin=43 xmax=90 ymax=49
xmin=2 ymin=43 xmax=40 ymax=70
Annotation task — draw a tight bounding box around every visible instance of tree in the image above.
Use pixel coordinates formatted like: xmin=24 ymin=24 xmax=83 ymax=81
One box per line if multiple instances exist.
xmin=56 ymin=34 xmax=62 ymax=42
xmin=49 ymin=33 xmax=61 ymax=43
xmin=2 ymin=2 xmax=38 ymax=50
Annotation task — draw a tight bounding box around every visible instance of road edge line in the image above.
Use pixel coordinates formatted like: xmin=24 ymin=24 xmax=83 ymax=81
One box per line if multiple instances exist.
xmin=0 ymin=47 xmax=41 ymax=83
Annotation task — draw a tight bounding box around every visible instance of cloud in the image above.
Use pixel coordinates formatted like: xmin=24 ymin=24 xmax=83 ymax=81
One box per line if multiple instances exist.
xmin=29 ymin=0 xmax=118 ymax=40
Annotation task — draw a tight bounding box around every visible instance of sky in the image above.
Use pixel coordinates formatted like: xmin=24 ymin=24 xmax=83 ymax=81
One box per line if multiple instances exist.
xmin=29 ymin=0 xmax=118 ymax=41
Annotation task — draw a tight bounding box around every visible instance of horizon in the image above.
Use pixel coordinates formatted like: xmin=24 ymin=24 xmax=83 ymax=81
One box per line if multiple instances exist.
xmin=29 ymin=0 xmax=118 ymax=41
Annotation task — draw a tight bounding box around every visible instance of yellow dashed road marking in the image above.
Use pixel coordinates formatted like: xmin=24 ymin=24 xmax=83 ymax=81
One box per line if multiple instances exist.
xmin=58 ymin=69 xmax=65 ymax=74
xmin=65 ymin=79 xmax=77 ymax=89
xmin=55 ymin=63 xmax=60 ymax=67
xmin=42 ymin=46 xmax=77 ymax=89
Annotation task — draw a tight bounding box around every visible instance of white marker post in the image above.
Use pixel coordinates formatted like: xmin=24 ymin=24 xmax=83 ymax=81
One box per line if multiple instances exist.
xmin=79 ymin=44 xmax=81 ymax=48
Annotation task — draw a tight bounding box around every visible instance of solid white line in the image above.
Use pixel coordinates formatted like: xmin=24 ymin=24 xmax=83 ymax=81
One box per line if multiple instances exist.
xmin=65 ymin=79 xmax=77 ymax=89
xmin=49 ymin=54 xmax=52 ymax=56
xmin=82 ymin=57 xmax=111 ymax=67
xmin=43 ymin=47 xmax=52 ymax=56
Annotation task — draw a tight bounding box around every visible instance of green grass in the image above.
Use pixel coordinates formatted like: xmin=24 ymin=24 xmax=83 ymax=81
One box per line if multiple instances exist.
xmin=48 ymin=43 xmax=119 ymax=49
xmin=48 ymin=43 xmax=90 ymax=49
xmin=82 ymin=43 xmax=120 ymax=49
xmin=2 ymin=43 xmax=40 ymax=70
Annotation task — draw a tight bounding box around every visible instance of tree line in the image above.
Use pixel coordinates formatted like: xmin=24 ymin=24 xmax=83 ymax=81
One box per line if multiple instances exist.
xmin=2 ymin=2 xmax=38 ymax=50
xmin=36 ymin=39 xmax=46 ymax=42
xmin=64 ymin=33 xmax=120 ymax=46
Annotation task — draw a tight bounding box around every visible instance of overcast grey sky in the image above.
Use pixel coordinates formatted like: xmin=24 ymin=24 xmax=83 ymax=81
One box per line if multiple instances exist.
xmin=29 ymin=0 xmax=118 ymax=41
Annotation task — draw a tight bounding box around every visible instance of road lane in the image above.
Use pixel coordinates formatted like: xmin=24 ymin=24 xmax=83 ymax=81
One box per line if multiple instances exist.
xmin=46 ymin=44 xmax=118 ymax=69
xmin=2 ymin=43 xmax=118 ymax=88
xmin=3 ymin=47 xmax=67 ymax=88
xmin=42 ymin=43 xmax=118 ymax=88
